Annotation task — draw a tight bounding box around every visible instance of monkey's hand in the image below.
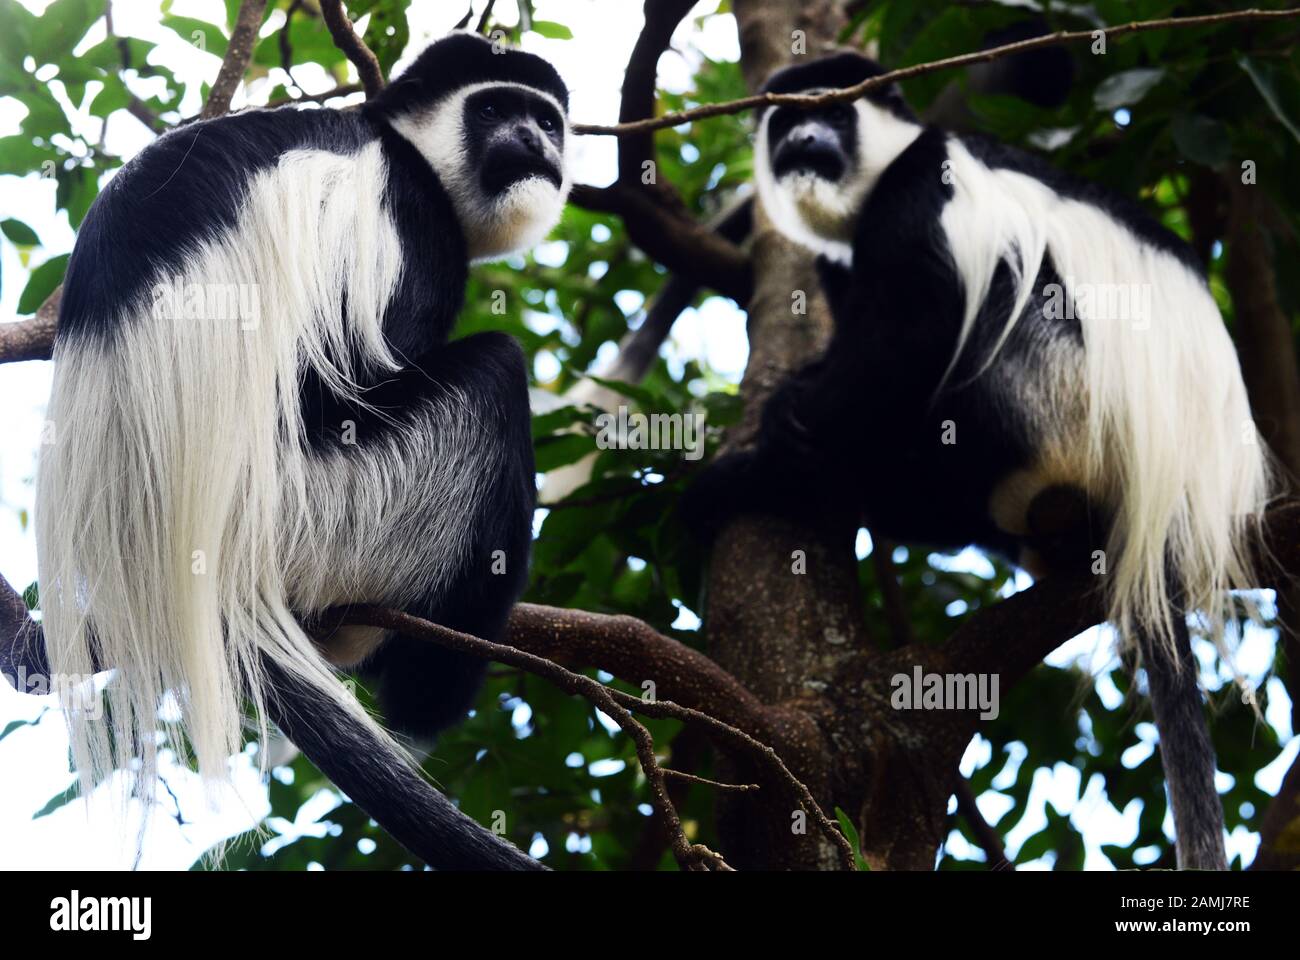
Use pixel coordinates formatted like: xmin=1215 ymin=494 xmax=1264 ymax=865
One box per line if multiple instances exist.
xmin=759 ymin=370 xmax=838 ymax=467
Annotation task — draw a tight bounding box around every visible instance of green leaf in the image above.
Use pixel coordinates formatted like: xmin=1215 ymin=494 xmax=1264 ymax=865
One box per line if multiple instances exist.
xmin=86 ymin=76 xmax=132 ymax=119
xmin=582 ymin=373 xmax=662 ymax=411
xmin=0 ymin=1 xmax=37 ymax=70
xmin=1238 ymin=56 xmax=1300 ymax=146
xmin=22 ymin=581 xmax=39 ymax=611
xmin=834 ymin=807 xmax=870 ymax=870
xmin=534 ymin=433 xmax=598 ymax=473
xmin=253 ymin=16 xmax=344 ymax=71
xmin=529 ymin=20 xmax=573 ymax=40
xmin=161 ymin=16 xmax=229 ymax=60
xmin=33 ymin=782 xmax=79 ymax=820
xmin=17 ymin=86 xmax=73 ymax=140
xmin=0 ymin=718 xmax=37 ymax=743
xmin=29 ymin=0 xmax=98 ymax=63
xmin=1093 ymin=68 xmax=1165 ymax=112
xmin=56 ymin=166 xmax=99 ymax=228
xmin=1170 ymin=114 xmax=1229 ymax=169
xmin=17 ymin=254 xmax=69 ymax=315
xmin=0 ymin=134 xmax=51 ymax=176
xmin=1 ymin=219 xmax=40 ymax=246
xmin=531 ymin=402 xmax=596 ymax=439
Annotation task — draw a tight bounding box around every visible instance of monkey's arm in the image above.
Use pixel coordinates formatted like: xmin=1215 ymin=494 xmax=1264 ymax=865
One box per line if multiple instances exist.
xmin=684 ymin=127 xmax=965 ymax=538
xmin=299 ymin=331 xmax=536 ymax=739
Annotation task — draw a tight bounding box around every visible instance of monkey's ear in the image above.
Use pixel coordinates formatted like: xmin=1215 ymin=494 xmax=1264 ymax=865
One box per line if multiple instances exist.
xmin=373 ymin=75 xmax=425 ymax=114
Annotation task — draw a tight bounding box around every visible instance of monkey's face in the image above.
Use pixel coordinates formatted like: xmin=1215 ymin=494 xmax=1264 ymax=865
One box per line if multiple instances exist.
xmin=755 ymin=89 xmax=920 ymax=263
xmin=465 ymin=87 xmax=566 ymax=196
xmin=391 ymin=81 xmax=572 ymax=262
xmin=767 ymin=102 xmax=858 ymax=184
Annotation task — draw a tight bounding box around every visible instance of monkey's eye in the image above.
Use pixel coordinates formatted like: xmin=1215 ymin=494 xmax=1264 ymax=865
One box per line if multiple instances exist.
xmin=478 ymin=103 xmax=501 ymax=121
xmin=826 ymin=105 xmax=853 ymax=128
xmin=537 ymin=116 xmax=557 ymax=133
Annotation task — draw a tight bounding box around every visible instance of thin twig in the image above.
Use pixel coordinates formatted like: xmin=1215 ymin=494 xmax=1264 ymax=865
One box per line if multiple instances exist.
xmin=10 ymin=7 xmax=1285 ymax=350
xmin=344 ymin=605 xmax=732 ymax=871
xmin=572 ymin=8 xmax=1300 ymax=136
xmin=319 ymin=0 xmax=386 ymax=98
xmin=201 ymin=0 xmax=269 ymax=120
xmin=266 ymin=82 xmax=364 ymax=108
xmin=954 ymin=778 xmax=1009 ymax=869
xmin=662 ymin=769 xmax=759 ymax=792
xmin=476 ymin=0 xmax=498 ymax=36
xmin=499 ymin=603 xmax=855 ymax=869
xmin=279 ymin=0 xmax=305 ymax=96
xmin=344 ymin=605 xmax=856 ymax=870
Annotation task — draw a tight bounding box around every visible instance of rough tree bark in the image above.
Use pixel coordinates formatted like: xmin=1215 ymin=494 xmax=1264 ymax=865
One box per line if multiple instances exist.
xmin=705 ymin=0 xmax=871 ymax=871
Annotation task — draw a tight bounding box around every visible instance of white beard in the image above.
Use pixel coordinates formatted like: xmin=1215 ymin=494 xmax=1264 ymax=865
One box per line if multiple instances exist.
xmin=754 ymin=98 xmax=923 ymax=264
xmin=467 ymin=175 xmax=567 ymax=263
xmin=774 ymin=172 xmax=864 ymax=262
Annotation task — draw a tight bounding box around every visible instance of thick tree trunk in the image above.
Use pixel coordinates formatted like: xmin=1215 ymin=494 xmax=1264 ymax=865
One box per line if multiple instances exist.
xmin=705 ymin=0 xmax=870 ymax=871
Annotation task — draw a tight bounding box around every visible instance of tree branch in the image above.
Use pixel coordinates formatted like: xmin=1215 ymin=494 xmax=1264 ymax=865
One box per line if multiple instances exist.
xmin=201 ymin=0 xmax=269 ymax=120
xmin=330 ymin=604 xmax=855 ymax=869
xmin=0 ymin=567 xmax=851 ymax=870
xmin=319 ymin=0 xmax=386 ymax=98
xmin=3 ymin=0 xmax=282 ymax=352
xmin=267 ymin=82 xmax=364 ymax=108
xmin=476 ymin=0 xmax=498 ymax=36
xmin=0 ymin=288 xmax=59 ymax=363
xmin=945 ymin=502 xmax=1300 ymax=683
xmin=569 ymin=0 xmax=752 ymax=303
xmin=618 ymin=0 xmax=697 ymax=184
xmin=502 ymin=602 xmax=768 ymax=734
xmin=571 ymin=184 xmax=751 ymax=302
xmin=9 ymin=498 xmax=1300 ymax=868
xmin=572 ymin=8 xmax=1300 ymax=137
xmin=954 ymin=778 xmax=1010 ymax=869
xmin=1251 ymin=749 xmax=1300 ymax=871
xmin=341 ymin=605 xmax=731 ymax=871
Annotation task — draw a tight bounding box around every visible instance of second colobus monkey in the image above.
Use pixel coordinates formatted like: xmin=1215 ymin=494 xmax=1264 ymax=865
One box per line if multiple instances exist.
xmin=689 ymin=53 xmax=1274 ymax=870
xmin=36 ymin=32 xmax=572 ymax=870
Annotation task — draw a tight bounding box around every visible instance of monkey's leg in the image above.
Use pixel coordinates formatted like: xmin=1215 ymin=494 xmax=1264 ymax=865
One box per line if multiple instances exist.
xmin=294 ymin=331 xmax=534 ymax=739
xmin=681 ymin=350 xmax=864 ymax=540
xmin=372 ymin=333 xmax=536 ymax=738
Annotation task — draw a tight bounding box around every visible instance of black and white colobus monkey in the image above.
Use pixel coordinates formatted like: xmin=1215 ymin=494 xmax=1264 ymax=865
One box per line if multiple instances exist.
xmin=691 ymin=53 xmax=1274 ymax=870
xmin=35 ymin=32 xmax=571 ymax=870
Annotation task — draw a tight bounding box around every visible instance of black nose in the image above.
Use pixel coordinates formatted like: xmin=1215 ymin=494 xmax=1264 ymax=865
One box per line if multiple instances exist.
xmin=794 ymin=126 xmax=839 ymax=151
xmin=772 ymin=123 xmax=846 ymax=180
xmin=514 ymin=124 xmax=544 ymax=157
